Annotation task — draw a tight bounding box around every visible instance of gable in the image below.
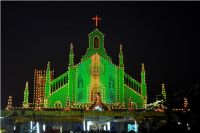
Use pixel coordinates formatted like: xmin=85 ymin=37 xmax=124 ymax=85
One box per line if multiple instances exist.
xmin=81 ymin=29 xmax=111 ymax=62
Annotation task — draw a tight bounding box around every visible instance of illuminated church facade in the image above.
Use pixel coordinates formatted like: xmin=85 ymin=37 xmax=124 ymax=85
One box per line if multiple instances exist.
xmin=22 ymin=16 xmax=148 ymax=111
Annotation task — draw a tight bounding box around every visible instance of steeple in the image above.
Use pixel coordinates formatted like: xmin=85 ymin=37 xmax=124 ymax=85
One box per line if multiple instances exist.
xmin=118 ymin=44 xmax=125 ymax=103
xmin=45 ymin=62 xmax=51 ymax=97
xmin=69 ymin=43 xmax=74 ymax=67
xmin=23 ymin=81 xmax=29 ymax=108
xmin=141 ymin=63 xmax=147 ymax=106
xmin=161 ymin=83 xmax=166 ymax=100
xmin=119 ymin=44 xmax=124 ymax=67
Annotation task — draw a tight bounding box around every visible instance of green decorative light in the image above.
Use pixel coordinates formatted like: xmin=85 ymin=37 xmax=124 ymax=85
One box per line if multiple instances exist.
xmin=81 ymin=29 xmax=111 ymax=62
xmin=69 ymin=43 xmax=74 ymax=67
xmin=119 ymin=44 xmax=124 ymax=67
xmin=45 ymin=62 xmax=51 ymax=97
xmin=41 ymin=28 xmax=147 ymax=109
xmin=23 ymin=81 xmax=29 ymax=108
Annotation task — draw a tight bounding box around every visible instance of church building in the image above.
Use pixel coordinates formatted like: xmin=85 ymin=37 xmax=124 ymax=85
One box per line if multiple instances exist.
xmin=22 ymin=15 xmax=147 ymax=111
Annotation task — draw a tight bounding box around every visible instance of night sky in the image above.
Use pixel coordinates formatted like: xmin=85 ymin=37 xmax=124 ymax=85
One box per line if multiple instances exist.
xmin=2 ymin=2 xmax=200 ymax=108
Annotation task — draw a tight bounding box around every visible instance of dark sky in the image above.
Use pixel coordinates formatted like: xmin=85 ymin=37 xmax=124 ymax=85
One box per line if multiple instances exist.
xmin=2 ymin=2 xmax=200 ymax=108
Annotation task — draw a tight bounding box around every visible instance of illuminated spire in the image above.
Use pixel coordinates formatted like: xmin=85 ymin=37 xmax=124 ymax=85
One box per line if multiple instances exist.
xmin=23 ymin=81 xmax=29 ymax=108
xmin=45 ymin=62 xmax=51 ymax=97
xmin=69 ymin=43 xmax=74 ymax=67
xmin=119 ymin=44 xmax=124 ymax=67
xmin=141 ymin=63 xmax=146 ymax=84
xmin=141 ymin=63 xmax=147 ymax=106
xmin=142 ymin=63 xmax=145 ymax=71
xmin=161 ymin=83 xmax=166 ymax=100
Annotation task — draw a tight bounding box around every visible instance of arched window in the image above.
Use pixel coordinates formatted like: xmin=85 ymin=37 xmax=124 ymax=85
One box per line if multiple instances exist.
xmin=78 ymin=78 xmax=83 ymax=88
xmin=109 ymin=77 xmax=114 ymax=88
xmin=94 ymin=36 xmax=99 ymax=49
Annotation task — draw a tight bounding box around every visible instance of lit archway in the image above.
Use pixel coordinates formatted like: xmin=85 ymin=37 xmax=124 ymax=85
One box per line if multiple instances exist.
xmin=54 ymin=101 xmax=62 ymax=108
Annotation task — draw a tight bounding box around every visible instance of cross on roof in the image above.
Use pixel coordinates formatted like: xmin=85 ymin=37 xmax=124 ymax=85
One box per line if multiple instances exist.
xmin=92 ymin=15 xmax=101 ymax=27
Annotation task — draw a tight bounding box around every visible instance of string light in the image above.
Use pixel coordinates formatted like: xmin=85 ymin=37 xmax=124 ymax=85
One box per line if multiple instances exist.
xmin=141 ymin=63 xmax=147 ymax=108
xmin=17 ymin=16 xmax=150 ymax=111
xmin=184 ymin=97 xmax=188 ymax=109
xmin=23 ymin=81 xmax=29 ymax=108
xmin=6 ymin=96 xmax=13 ymax=110
xmin=161 ymin=83 xmax=166 ymax=100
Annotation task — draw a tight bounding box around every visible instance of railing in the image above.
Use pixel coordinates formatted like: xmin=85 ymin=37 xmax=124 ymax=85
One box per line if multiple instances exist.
xmin=124 ymin=73 xmax=141 ymax=94
xmin=50 ymin=72 xmax=68 ymax=93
